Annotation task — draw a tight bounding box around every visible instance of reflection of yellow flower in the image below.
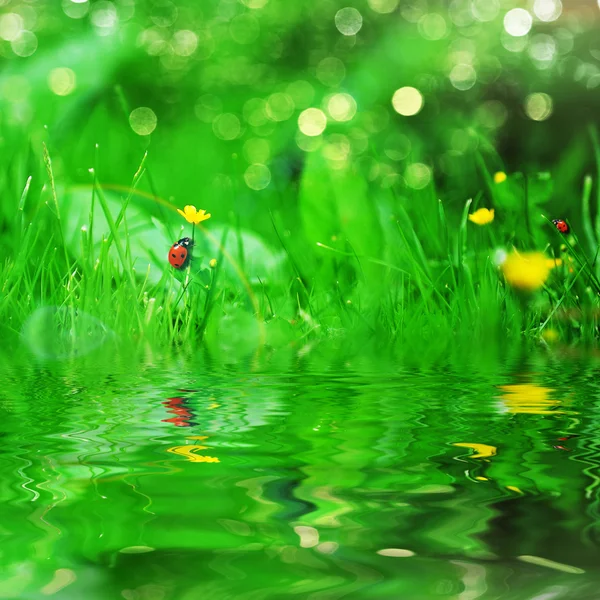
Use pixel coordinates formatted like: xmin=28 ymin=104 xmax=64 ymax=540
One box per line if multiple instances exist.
xmin=494 ymin=171 xmax=507 ymax=184
xmin=501 ymin=251 xmax=550 ymax=291
xmin=453 ymin=442 xmax=497 ymax=458
xmin=167 ymin=445 xmax=220 ymax=463
xmin=498 ymin=383 xmax=567 ymax=415
xmin=468 ymin=208 xmax=495 ymax=225
xmin=177 ymin=205 xmax=211 ymax=224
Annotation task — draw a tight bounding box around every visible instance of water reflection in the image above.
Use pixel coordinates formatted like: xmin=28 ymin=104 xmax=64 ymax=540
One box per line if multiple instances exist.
xmin=1 ymin=358 xmax=600 ymax=598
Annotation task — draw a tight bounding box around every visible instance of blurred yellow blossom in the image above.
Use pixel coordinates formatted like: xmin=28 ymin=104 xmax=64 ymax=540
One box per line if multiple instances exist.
xmin=501 ymin=251 xmax=550 ymax=291
xmin=494 ymin=171 xmax=507 ymax=184
xmin=177 ymin=205 xmax=211 ymax=224
xmin=468 ymin=207 xmax=495 ymax=225
xmin=209 ymin=258 xmax=217 ymax=268
xmin=541 ymin=329 xmax=559 ymax=343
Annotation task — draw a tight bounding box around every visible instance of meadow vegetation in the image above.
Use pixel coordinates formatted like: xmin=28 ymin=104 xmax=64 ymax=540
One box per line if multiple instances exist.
xmin=1 ymin=0 xmax=600 ymax=360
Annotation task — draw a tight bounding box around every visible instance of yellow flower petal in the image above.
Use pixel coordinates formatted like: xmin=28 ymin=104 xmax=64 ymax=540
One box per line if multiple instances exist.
xmin=501 ymin=251 xmax=550 ymax=291
xmin=494 ymin=171 xmax=507 ymax=184
xmin=468 ymin=208 xmax=495 ymax=226
xmin=177 ymin=205 xmax=212 ymax=224
xmin=546 ymin=258 xmax=562 ymax=268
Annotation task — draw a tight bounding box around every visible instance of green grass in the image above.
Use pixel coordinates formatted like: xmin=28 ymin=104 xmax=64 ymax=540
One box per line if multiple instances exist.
xmin=2 ymin=136 xmax=600 ymax=362
xmin=2 ymin=0 xmax=600 ymax=360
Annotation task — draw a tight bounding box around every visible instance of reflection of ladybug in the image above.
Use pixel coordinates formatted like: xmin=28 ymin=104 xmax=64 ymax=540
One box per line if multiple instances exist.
xmin=552 ymin=219 xmax=569 ymax=234
xmin=168 ymin=237 xmax=193 ymax=269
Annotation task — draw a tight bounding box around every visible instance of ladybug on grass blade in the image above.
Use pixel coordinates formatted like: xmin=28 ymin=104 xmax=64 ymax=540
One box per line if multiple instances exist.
xmin=552 ymin=219 xmax=569 ymax=234
xmin=168 ymin=237 xmax=193 ymax=269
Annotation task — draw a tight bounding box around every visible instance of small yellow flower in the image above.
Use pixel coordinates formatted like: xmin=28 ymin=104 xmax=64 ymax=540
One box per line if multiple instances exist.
xmin=541 ymin=329 xmax=559 ymax=343
xmin=209 ymin=258 xmax=217 ymax=268
xmin=501 ymin=251 xmax=550 ymax=291
xmin=468 ymin=207 xmax=495 ymax=225
xmin=177 ymin=205 xmax=211 ymax=224
xmin=494 ymin=171 xmax=507 ymax=184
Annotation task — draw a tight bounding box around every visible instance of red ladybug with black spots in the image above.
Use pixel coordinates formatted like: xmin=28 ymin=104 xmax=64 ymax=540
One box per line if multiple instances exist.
xmin=168 ymin=237 xmax=193 ymax=269
xmin=552 ymin=219 xmax=569 ymax=234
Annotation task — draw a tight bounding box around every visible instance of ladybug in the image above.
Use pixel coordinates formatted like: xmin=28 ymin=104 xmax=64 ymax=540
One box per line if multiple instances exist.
xmin=168 ymin=237 xmax=193 ymax=269
xmin=552 ymin=219 xmax=569 ymax=234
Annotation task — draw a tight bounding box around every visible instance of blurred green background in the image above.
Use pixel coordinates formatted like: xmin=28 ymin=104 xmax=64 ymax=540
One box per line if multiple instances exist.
xmin=3 ymin=0 xmax=600 ymax=353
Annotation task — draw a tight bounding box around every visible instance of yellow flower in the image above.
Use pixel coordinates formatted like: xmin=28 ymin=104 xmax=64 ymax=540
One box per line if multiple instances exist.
xmin=494 ymin=171 xmax=507 ymax=184
xmin=468 ymin=207 xmax=495 ymax=225
xmin=501 ymin=251 xmax=550 ymax=291
xmin=209 ymin=258 xmax=217 ymax=268
xmin=546 ymin=258 xmax=562 ymax=268
xmin=541 ymin=329 xmax=559 ymax=343
xmin=177 ymin=205 xmax=211 ymax=224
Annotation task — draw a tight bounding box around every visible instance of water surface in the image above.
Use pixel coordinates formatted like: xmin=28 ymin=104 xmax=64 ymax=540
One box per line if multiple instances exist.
xmin=1 ymin=351 xmax=599 ymax=599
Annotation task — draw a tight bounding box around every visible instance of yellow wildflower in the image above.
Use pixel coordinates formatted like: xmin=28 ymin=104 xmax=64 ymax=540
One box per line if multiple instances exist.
xmin=177 ymin=205 xmax=211 ymax=224
xmin=494 ymin=171 xmax=507 ymax=184
xmin=501 ymin=251 xmax=550 ymax=291
xmin=541 ymin=329 xmax=559 ymax=343
xmin=209 ymin=258 xmax=217 ymax=268
xmin=468 ymin=207 xmax=495 ymax=225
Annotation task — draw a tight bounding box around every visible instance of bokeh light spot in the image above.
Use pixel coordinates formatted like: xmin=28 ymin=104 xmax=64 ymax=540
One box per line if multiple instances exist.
xmin=266 ymin=93 xmax=295 ymax=121
xmin=449 ymin=64 xmax=477 ymax=90
xmin=298 ymin=108 xmax=327 ymax=136
xmin=504 ymin=8 xmax=532 ymax=37
xmin=48 ymin=68 xmax=77 ymax=96
xmin=316 ymin=57 xmax=346 ymax=87
xmin=418 ymin=13 xmax=447 ymax=40
xmin=243 ymin=98 xmax=268 ymax=127
xmin=367 ymin=0 xmax=399 ymax=14
xmin=471 ymin=0 xmax=499 ymax=23
xmin=244 ymin=164 xmax=271 ymax=190
xmin=392 ymin=87 xmax=423 ymax=116
xmin=335 ymin=7 xmax=363 ymax=36
xmin=62 ymin=0 xmax=90 ymax=19
xmin=525 ymin=93 xmax=553 ymax=121
xmin=150 ymin=0 xmax=177 ymax=27
xmin=533 ymin=0 xmax=562 ymax=22
xmin=326 ymin=93 xmax=357 ymax=122
xmin=91 ymin=1 xmax=118 ymax=32
xmin=129 ymin=107 xmax=158 ymax=136
xmin=0 ymin=13 xmax=23 ymax=41
xmin=384 ymin=133 xmax=411 ymax=161
xmin=405 ymin=163 xmax=432 ymax=189
xmin=11 ymin=31 xmax=37 ymax=57
xmin=173 ymin=30 xmax=198 ymax=56
xmin=212 ymin=113 xmax=241 ymax=140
